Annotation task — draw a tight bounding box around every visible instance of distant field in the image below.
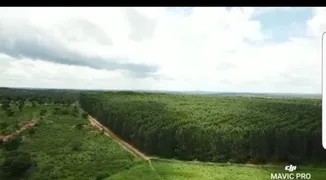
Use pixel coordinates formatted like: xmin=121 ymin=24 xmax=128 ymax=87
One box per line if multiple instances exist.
xmin=80 ymin=91 xmax=324 ymax=164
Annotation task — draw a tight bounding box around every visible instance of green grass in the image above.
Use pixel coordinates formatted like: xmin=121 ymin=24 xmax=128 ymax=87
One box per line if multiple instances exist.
xmin=107 ymin=159 xmax=326 ymax=180
xmin=106 ymin=164 xmax=162 ymax=180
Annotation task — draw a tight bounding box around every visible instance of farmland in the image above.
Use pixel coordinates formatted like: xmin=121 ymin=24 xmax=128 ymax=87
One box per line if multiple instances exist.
xmin=0 ymin=88 xmax=326 ymax=179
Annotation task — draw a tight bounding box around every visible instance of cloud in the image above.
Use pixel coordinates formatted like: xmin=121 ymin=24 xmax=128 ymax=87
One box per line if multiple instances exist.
xmin=124 ymin=8 xmax=157 ymax=42
xmin=0 ymin=18 xmax=158 ymax=78
xmin=60 ymin=18 xmax=113 ymax=45
xmin=0 ymin=7 xmax=323 ymax=94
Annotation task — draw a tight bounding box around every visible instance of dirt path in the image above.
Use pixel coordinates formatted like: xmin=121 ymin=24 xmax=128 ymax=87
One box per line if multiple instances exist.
xmin=87 ymin=115 xmax=166 ymax=179
xmin=0 ymin=120 xmax=36 ymax=142
xmin=88 ymin=115 xmax=151 ymax=161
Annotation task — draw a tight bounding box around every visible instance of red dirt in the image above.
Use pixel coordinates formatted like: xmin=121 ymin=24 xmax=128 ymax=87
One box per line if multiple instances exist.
xmin=0 ymin=121 xmax=36 ymax=142
xmin=88 ymin=115 xmax=150 ymax=161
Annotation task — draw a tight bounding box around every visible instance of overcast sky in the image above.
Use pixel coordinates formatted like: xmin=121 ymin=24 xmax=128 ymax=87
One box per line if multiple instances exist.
xmin=0 ymin=7 xmax=324 ymax=93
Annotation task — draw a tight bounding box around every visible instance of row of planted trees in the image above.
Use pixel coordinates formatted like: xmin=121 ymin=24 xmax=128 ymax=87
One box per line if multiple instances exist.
xmin=79 ymin=92 xmax=326 ymax=164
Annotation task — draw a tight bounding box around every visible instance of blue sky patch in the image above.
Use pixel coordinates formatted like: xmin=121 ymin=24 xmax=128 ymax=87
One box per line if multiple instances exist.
xmin=251 ymin=8 xmax=313 ymax=43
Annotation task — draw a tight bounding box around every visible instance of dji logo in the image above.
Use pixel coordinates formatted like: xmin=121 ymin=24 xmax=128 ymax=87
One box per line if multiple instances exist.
xmin=285 ymin=165 xmax=297 ymax=172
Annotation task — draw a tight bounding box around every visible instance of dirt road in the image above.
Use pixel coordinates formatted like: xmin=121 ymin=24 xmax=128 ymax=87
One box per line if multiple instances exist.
xmin=87 ymin=115 xmax=163 ymax=177
xmin=88 ymin=115 xmax=151 ymax=161
xmin=0 ymin=120 xmax=36 ymax=142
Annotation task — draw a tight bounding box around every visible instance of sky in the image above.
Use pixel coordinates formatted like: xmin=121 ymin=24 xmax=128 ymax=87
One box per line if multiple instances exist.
xmin=0 ymin=7 xmax=324 ymax=94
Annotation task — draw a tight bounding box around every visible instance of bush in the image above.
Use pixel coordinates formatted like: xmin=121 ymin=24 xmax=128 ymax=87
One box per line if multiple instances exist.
xmin=0 ymin=122 xmax=8 ymax=129
xmin=0 ymin=150 xmax=34 ymax=178
xmin=13 ymin=123 xmax=19 ymax=130
xmin=40 ymin=109 xmax=47 ymax=116
xmin=71 ymin=140 xmax=83 ymax=151
xmin=61 ymin=109 xmax=70 ymax=115
xmin=5 ymin=109 xmax=14 ymax=117
xmin=95 ymin=172 xmax=110 ymax=180
xmin=82 ymin=112 xmax=88 ymax=119
xmin=27 ymin=128 xmax=36 ymax=135
xmin=1 ymin=99 xmax=10 ymax=111
xmin=31 ymin=101 xmax=36 ymax=107
xmin=18 ymin=101 xmax=25 ymax=112
xmin=53 ymin=107 xmax=70 ymax=115
xmin=53 ymin=107 xmax=60 ymax=112
xmin=4 ymin=136 xmax=22 ymax=151
xmin=75 ymin=123 xmax=84 ymax=130
xmin=35 ymin=121 xmax=41 ymax=127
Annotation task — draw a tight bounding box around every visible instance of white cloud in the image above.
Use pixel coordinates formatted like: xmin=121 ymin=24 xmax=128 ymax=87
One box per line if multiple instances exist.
xmin=0 ymin=7 xmax=323 ymax=94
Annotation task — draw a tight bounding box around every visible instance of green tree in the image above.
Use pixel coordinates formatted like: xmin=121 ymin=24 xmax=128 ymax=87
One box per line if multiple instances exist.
xmin=40 ymin=109 xmax=47 ymax=116
xmin=18 ymin=100 xmax=25 ymax=112
xmin=5 ymin=109 xmax=14 ymax=117
xmin=1 ymin=99 xmax=10 ymax=111
xmin=4 ymin=136 xmax=22 ymax=151
xmin=0 ymin=151 xmax=34 ymax=178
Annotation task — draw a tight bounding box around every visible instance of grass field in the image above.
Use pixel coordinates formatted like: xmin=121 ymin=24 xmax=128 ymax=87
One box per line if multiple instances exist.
xmin=107 ymin=159 xmax=326 ymax=180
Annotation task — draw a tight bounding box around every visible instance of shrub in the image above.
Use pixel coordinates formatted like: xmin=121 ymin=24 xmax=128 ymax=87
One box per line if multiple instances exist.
xmin=0 ymin=122 xmax=8 ymax=129
xmin=31 ymin=101 xmax=36 ymax=107
xmin=18 ymin=100 xmax=25 ymax=112
xmin=0 ymin=150 xmax=34 ymax=178
xmin=53 ymin=107 xmax=70 ymax=115
xmin=40 ymin=109 xmax=47 ymax=116
xmin=75 ymin=123 xmax=84 ymax=130
xmin=60 ymin=109 xmax=70 ymax=115
xmin=82 ymin=112 xmax=88 ymax=119
xmin=71 ymin=140 xmax=83 ymax=151
xmin=5 ymin=109 xmax=14 ymax=117
xmin=4 ymin=136 xmax=22 ymax=151
xmin=95 ymin=172 xmax=110 ymax=180
xmin=27 ymin=128 xmax=36 ymax=135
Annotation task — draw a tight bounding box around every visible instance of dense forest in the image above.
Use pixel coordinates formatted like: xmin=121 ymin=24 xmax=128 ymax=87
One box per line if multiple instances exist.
xmin=79 ymin=91 xmax=324 ymax=164
xmin=0 ymin=87 xmax=80 ymax=104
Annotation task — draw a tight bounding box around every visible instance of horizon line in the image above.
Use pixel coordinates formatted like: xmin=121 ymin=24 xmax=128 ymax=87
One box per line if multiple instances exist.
xmin=0 ymin=86 xmax=322 ymax=96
